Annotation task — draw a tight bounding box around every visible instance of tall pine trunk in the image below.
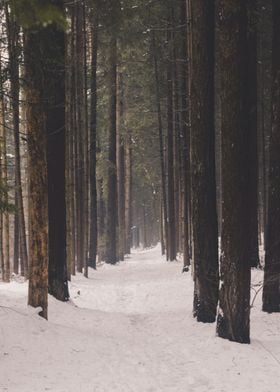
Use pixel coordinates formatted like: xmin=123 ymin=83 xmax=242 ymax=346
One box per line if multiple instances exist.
xmin=117 ymin=72 xmax=125 ymax=261
xmin=88 ymin=16 xmax=98 ymax=269
xmin=25 ymin=28 xmax=48 ymax=319
xmin=124 ymin=133 xmax=132 ymax=254
xmin=247 ymin=0 xmax=260 ymax=268
xmin=105 ymin=36 xmax=118 ymax=264
xmin=262 ymin=0 xmax=280 ymax=313
xmin=180 ymin=0 xmax=190 ymax=267
xmin=75 ymin=2 xmax=86 ymax=273
xmin=190 ymin=0 xmax=219 ymax=323
xmin=152 ymin=31 xmax=168 ymax=257
xmin=43 ymin=1 xmax=69 ymax=301
xmin=216 ymin=0 xmax=251 ymax=343
xmin=166 ymin=16 xmax=176 ymax=261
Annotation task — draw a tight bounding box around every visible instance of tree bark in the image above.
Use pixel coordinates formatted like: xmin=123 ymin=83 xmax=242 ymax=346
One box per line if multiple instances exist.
xmin=42 ymin=1 xmax=69 ymax=301
xmin=247 ymin=0 xmax=260 ymax=268
xmin=105 ymin=36 xmax=118 ymax=264
xmin=262 ymin=0 xmax=280 ymax=313
xmin=25 ymin=28 xmax=48 ymax=319
xmin=82 ymin=2 xmax=89 ymax=278
xmin=117 ymin=72 xmax=126 ymax=261
xmin=124 ymin=133 xmax=132 ymax=254
xmin=75 ymin=1 xmax=86 ymax=273
xmin=166 ymin=16 xmax=176 ymax=261
xmin=152 ymin=31 xmax=168 ymax=257
xmin=216 ymin=0 xmax=251 ymax=343
xmin=88 ymin=16 xmax=98 ymax=269
xmin=190 ymin=0 xmax=219 ymax=323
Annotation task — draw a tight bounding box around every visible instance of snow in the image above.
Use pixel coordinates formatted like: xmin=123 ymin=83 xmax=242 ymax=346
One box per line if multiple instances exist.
xmin=0 ymin=245 xmax=279 ymax=392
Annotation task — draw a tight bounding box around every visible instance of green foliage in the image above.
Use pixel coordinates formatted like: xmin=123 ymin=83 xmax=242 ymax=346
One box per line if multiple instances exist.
xmin=10 ymin=0 xmax=66 ymax=30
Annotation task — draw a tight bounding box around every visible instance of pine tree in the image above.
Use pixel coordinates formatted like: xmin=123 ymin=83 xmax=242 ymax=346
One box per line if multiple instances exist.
xmin=262 ymin=0 xmax=280 ymax=313
xmin=216 ymin=0 xmax=251 ymax=343
xmin=45 ymin=0 xmax=69 ymax=301
xmin=25 ymin=24 xmax=49 ymax=319
xmin=105 ymin=34 xmax=118 ymax=264
xmin=88 ymin=13 xmax=98 ymax=269
xmin=190 ymin=0 xmax=219 ymax=323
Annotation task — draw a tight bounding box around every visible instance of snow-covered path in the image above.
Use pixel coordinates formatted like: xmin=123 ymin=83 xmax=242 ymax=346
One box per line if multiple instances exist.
xmin=1 ymin=246 xmax=280 ymax=392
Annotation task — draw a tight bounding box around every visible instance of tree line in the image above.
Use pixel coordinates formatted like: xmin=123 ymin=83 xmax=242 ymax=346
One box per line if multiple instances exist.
xmin=0 ymin=0 xmax=279 ymax=344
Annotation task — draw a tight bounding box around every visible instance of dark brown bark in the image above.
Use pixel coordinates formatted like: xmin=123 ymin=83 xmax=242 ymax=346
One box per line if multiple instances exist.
xmin=97 ymin=178 xmax=106 ymax=262
xmin=82 ymin=2 xmax=89 ymax=279
xmin=180 ymin=0 xmax=190 ymax=267
xmin=41 ymin=1 xmax=69 ymax=301
xmin=257 ymin=0 xmax=272 ymax=251
xmin=124 ymin=133 xmax=132 ymax=254
xmin=172 ymin=44 xmax=181 ymax=256
xmin=186 ymin=0 xmax=193 ymax=262
xmin=117 ymin=72 xmax=125 ymax=261
xmin=216 ymin=0 xmax=251 ymax=343
xmin=166 ymin=16 xmax=176 ymax=261
xmin=105 ymin=36 xmax=118 ymax=264
xmin=190 ymin=0 xmax=219 ymax=323
xmin=69 ymin=6 xmax=77 ymax=276
xmin=25 ymin=28 xmax=48 ymax=319
xmin=65 ymin=7 xmax=73 ymax=280
xmin=13 ymin=194 xmax=19 ymax=275
xmin=247 ymin=0 xmax=260 ymax=268
xmin=88 ymin=16 xmax=98 ymax=269
xmin=262 ymin=0 xmax=280 ymax=313
xmin=75 ymin=2 xmax=86 ymax=273
xmin=152 ymin=31 xmax=168 ymax=257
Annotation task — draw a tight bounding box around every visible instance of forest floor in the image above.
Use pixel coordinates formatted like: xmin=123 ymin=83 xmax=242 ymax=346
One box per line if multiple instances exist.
xmin=0 ymin=245 xmax=280 ymax=392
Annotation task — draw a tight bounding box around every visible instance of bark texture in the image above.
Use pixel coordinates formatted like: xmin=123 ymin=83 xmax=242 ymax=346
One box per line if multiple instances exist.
xmin=216 ymin=0 xmax=251 ymax=343
xmin=262 ymin=0 xmax=280 ymax=313
xmin=25 ymin=29 xmax=48 ymax=319
xmin=190 ymin=0 xmax=219 ymax=323
xmin=105 ymin=36 xmax=118 ymax=264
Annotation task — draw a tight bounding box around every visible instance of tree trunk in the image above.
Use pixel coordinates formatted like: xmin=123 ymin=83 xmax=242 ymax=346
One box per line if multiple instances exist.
xmin=13 ymin=194 xmax=19 ymax=275
xmin=75 ymin=2 xmax=86 ymax=273
xmin=152 ymin=31 xmax=167 ymax=257
xmin=97 ymin=178 xmax=106 ymax=262
xmin=166 ymin=17 xmax=176 ymax=261
xmin=25 ymin=28 xmax=48 ymax=319
xmin=88 ymin=16 xmax=98 ymax=269
xmin=262 ymin=0 xmax=280 ymax=313
xmin=69 ymin=5 xmax=77 ymax=276
xmin=180 ymin=0 xmax=190 ymax=267
xmin=247 ymin=0 xmax=260 ymax=268
xmin=105 ymin=36 xmax=118 ymax=264
xmin=216 ymin=0 xmax=251 ymax=343
xmin=124 ymin=133 xmax=132 ymax=254
xmin=82 ymin=3 xmax=89 ymax=278
xmin=257 ymin=0 xmax=272 ymax=252
xmin=190 ymin=0 xmax=219 ymax=323
xmin=117 ymin=72 xmax=126 ymax=261
xmin=65 ymin=7 xmax=73 ymax=280
xmin=43 ymin=1 xmax=69 ymax=301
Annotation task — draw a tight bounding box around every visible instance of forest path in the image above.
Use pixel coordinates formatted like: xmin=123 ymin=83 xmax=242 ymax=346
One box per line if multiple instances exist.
xmin=1 ymin=246 xmax=280 ymax=392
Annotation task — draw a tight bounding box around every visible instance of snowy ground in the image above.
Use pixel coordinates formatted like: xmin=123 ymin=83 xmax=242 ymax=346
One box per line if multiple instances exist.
xmin=0 ymin=245 xmax=280 ymax=392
